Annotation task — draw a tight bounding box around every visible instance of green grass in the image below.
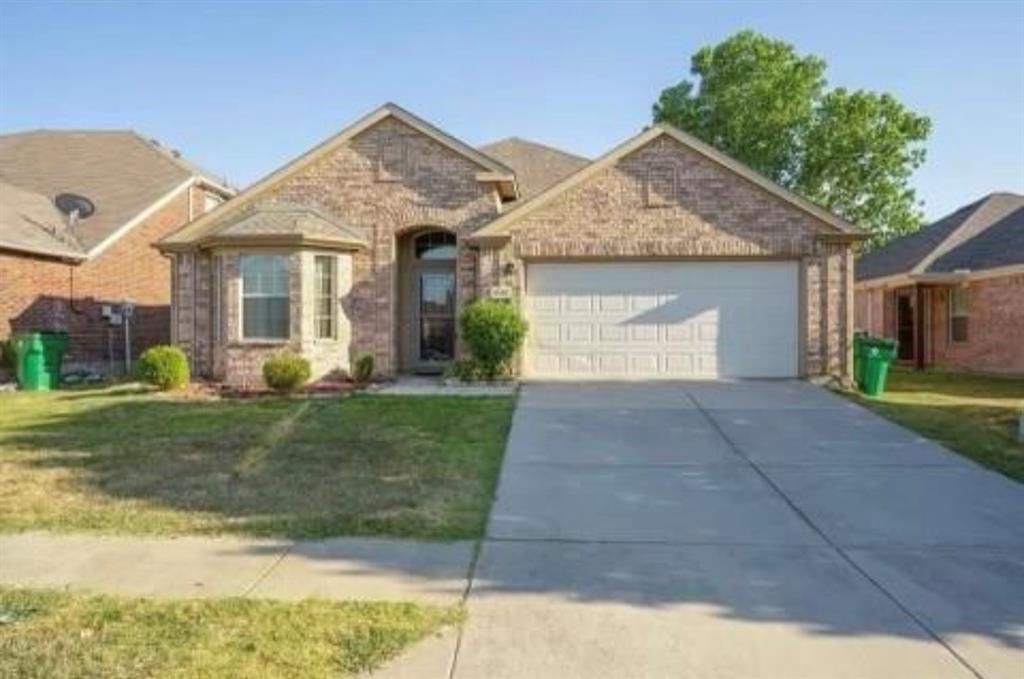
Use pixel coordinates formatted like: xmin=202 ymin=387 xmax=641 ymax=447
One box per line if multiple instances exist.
xmin=0 ymin=586 xmax=461 ymax=679
xmin=847 ymin=369 xmax=1024 ymax=481
xmin=0 ymin=385 xmax=515 ymax=539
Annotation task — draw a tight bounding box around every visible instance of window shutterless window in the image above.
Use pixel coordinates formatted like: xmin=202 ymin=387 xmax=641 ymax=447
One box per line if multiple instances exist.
xmin=314 ymin=255 xmax=336 ymax=339
xmin=949 ymin=287 xmax=969 ymax=343
xmin=240 ymin=254 xmax=289 ymax=340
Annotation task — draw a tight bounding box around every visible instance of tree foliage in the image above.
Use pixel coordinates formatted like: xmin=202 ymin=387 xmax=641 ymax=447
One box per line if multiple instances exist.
xmin=653 ymin=30 xmax=931 ymax=247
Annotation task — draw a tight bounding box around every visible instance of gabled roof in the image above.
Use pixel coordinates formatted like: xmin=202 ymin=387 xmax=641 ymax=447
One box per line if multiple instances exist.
xmin=159 ymin=103 xmax=518 ymax=250
xmin=470 ymin=123 xmax=863 ymax=242
xmin=0 ymin=129 xmax=233 ymax=259
xmin=479 ymin=137 xmax=589 ymax=201
xmin=856 ymin=192 xmax=1024 ymax=282
xmin=197 ymin=202 xmax=367 ymax=250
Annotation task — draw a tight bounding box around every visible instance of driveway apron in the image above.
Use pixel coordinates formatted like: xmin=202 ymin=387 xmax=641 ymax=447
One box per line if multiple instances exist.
xmin=449 ymin=381 xmax=1024 ymax=679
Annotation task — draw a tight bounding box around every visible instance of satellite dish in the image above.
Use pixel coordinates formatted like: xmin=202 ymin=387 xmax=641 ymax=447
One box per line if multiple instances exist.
xmin=54 ymin=193 xmax=96 ymax=219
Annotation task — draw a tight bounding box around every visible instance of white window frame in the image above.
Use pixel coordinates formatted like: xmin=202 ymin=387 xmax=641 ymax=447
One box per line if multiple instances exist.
xmin=239 ymin=253 xmax=290 ymax=342
xmin=948 ymin=286 xmax=969 ymax=343
xmin=313 ymin=255 xmax=337 ymax=340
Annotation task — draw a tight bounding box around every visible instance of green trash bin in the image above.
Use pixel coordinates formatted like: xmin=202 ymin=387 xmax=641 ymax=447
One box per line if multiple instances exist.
xmin=12 ymin=331 xmax=68 ymax=391
xmin=860 ymin=336 xmax=898 ymax=397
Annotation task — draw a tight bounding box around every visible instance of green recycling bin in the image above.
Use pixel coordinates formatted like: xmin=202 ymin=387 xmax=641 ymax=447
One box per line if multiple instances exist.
xmin=860 ymin=336 xmax=898 ymax=397
xmin=11 ymin=331 xmax=68 ymax=391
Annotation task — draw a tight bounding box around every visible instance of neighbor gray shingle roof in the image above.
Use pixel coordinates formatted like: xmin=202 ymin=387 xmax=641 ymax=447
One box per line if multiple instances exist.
xmin=0 ymin=130 xmax=232 ymax=258
xmin=855 ymin=192 xmax=1024 ymax=281
xmin=928 ymin=205 xmax=1024 ymax=272
xmin=478 ymin=137 xmax=589 ymax=201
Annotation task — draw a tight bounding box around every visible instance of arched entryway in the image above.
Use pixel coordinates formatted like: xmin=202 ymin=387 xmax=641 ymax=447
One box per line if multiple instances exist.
xmin=396 ymin=228 xmax=457 ymax=373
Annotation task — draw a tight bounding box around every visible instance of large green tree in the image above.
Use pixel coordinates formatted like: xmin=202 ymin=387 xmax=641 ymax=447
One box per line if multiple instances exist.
xmin=653 ymin=30 xmax=931 ymax=246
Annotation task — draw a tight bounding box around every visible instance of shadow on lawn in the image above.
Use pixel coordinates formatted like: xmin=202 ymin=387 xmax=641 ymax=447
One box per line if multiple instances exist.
xmin=1 ymin=394 xmax=509 ymax=540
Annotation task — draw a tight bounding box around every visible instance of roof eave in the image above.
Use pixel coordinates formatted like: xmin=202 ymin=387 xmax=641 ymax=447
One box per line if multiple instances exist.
xmin=197 ymin=233 xmax=367 ymax=252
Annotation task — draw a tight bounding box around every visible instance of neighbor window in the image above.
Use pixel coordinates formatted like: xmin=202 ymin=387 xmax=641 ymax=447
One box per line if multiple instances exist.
xmin=949 ymin=287 xmax=969 ymax=343
xmin=314 ymin=255 xmax=336 ymax=339
xmin=240 ymin=254 xmax=289 ymax=340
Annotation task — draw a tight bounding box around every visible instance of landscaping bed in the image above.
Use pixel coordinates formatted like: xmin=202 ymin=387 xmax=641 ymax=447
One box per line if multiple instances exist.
xmin=0 ymin=586 xmax=460 ymax=679
xmin=0 ymin=384 xmax=515 ymax=539
xmin=847 ymin=368 xmax=1024 ymax=481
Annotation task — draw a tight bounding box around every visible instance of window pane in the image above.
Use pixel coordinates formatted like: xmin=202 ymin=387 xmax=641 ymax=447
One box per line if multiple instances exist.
xmin=950 ymin=288 xmax=968 ymax=316
xmin=415 ymin=232 xmax=457 ymax=260
xmin=242 ymin=255 xmax=288 ymax=296
xmin=243 ymin=298 xmax=289 ymax=339
xmin=951 ymin=316 xmax=968 ymax=342
xmin=314 ymin=255 xmax=335 ymax=339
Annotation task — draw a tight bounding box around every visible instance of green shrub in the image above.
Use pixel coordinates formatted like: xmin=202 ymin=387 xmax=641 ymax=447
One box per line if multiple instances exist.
xmin=444 ymin=359 xmax=483 ymax=382
xmin=263 ymin=353 xmax=311 ymax=392
xmin=136 ymin=345 xmax=190 ymax=390
xmin=459 ymin=299 xmax=528 ymax=380
xmin=352 ymin=352 xmax=375 ymax=384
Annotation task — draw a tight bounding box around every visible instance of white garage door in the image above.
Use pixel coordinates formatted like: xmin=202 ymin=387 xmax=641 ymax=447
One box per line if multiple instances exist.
xmin=524 ymin=261 xmax=799 ymax=380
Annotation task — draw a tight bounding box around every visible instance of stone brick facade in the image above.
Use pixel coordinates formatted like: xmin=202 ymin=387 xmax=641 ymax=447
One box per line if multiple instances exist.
xmin=855 ymin=273 xmax=1024 ymax=374
xmin=480 ymin=135 xmax=854 ymax=379
xmin=0 ymin=186 xmax=216 ymax=375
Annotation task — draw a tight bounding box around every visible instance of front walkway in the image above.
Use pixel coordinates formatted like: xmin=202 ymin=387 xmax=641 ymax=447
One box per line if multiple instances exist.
xmin=0 ymin=532 xmax=473 ymax=604
xmin=448 ymin=381 xmax=1024 ymax=679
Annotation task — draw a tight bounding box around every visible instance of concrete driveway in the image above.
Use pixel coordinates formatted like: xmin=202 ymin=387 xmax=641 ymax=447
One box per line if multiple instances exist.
xmin=450 ymin=381 xmax=1024 ymax=679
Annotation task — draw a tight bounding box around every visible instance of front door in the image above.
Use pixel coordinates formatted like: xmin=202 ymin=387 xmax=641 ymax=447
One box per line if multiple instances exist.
xmin=416 ymin=270 xmax=455 ymax=370
xmin=897 ymin=293 xmax=915 ymax=361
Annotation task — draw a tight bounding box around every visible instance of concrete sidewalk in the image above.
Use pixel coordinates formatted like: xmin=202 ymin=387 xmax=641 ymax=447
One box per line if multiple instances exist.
xmin=0 ymin=532 xmax=474 ymax=604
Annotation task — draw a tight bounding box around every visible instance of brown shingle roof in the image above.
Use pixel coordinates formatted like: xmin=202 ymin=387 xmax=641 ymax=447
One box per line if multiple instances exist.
xmin=478 ymin=137 xmax=589 ymax=201
xmin=0 ymin=181 xmax=84 ymax=259
xmin=0 ymin=130 xmax=232 ymax=258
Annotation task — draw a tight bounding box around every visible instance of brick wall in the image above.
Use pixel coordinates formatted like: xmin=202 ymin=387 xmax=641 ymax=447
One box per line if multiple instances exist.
xmin=0 ymin=187 xmax=205 ymax=374
xmin=487 ymin=134 xmax=855 ymax=380
xmin=930 ymin=275 xmax=1024 ymax=374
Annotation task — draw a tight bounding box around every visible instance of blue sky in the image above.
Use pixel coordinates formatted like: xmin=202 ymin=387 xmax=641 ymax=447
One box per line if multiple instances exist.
xmin=1 ymin=0 xmax=1021 ymax=220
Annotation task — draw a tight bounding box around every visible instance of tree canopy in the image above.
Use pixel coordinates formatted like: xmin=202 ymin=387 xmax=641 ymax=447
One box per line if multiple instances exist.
xmin=653 ymin=30 xmax=931 ymax=247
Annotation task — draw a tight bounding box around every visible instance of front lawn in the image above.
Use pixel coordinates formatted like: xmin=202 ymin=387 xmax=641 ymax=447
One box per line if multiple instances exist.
xmin=0 ymin=385 xmax=515 ymax=539
xmin=0 ymin=586 xmax=460 ymax=679
xmin=848 ymin=369 xmax=1024 ymax=481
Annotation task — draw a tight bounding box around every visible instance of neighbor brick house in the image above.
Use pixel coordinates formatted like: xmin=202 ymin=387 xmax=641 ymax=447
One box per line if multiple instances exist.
xmin=854 ymin=192 xmax=1024 ymax=375
xmin=0 ymin=130 xmax=234 ymax=375
xmin=158 ymin=103 xmax=863 ymax=387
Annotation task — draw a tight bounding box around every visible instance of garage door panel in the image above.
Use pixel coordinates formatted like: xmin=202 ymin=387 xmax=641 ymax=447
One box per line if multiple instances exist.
xmin=524 ymin=262 xmax=798 ymax=380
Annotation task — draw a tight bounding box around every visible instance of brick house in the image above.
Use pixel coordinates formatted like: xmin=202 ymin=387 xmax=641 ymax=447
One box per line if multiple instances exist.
xmin=158 ymin=103 xmax=863 ymax=386
xmin=854 ymin=192 xmax=1024 ymax=375
xmin=0 ymin=130 xmax=234 ymax=376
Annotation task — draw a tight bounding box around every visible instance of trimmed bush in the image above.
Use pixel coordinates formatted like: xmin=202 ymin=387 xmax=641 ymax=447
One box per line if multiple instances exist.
xmin=352 ymin=352 xmax=375 ymax=384
xmin=263 ymin=353 xmax=311 ymax=392
xmin=458 ymin=299 xmax=528 ymax=380
xmin=444 ymin=359 xmax=483 ymax=383
xmin=136 ymin=345 xmax=190 ymax=390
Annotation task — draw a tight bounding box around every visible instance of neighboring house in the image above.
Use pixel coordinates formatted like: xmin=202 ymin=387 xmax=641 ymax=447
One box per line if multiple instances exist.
xmin=0 ymin=130 xmax=234 ymax=375
xmin=157 ymin=103 xmax=863 ymax=387
xmin=855 ymin=192 xmax=1024 ymax=374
